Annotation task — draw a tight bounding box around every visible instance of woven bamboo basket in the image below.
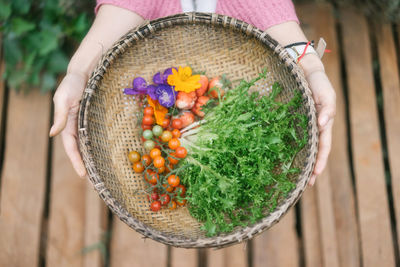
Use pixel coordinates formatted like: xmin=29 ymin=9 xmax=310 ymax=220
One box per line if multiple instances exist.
xmin=78 ymin=12 xmax=318 ymax=248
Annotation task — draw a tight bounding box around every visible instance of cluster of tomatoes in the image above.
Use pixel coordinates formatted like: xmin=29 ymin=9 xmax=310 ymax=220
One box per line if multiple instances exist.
xmin=128 ymin=106 xmax=188 ymax=212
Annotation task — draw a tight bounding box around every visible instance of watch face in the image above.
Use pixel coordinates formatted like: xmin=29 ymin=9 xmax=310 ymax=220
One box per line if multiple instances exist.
xmin=286 ymin=48 xmax=299 ymax=60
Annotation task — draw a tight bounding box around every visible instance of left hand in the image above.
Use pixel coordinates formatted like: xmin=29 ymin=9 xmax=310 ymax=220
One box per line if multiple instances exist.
xmin=299 ymin=55 xmax=336 ymax=186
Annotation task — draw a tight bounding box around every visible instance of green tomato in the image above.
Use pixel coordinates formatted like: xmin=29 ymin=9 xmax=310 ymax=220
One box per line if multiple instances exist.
xmin=143 ymin=140 xmax=155 ymax=150
xmin=143 ymin=129 xmax=153 ymax=139
xmin=152 ymin=125 xmax=163 ymax=137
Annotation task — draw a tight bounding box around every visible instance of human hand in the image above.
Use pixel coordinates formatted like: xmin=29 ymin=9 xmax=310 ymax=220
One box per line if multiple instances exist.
xmin=50 ymin=72 xmax=88 ymax=177
xmin=300 ymin=55 xmax=336 ymax=186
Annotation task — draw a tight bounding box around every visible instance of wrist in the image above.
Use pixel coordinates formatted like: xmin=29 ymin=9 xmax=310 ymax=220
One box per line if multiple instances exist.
xmin=298 ymin=53 xmax=325 ymax=77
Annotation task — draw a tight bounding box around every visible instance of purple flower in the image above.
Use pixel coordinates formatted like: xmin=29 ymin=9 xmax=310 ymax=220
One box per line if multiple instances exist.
xmin=146 ymin=85 xmax=158 ymax=100
xmin=153 ymin=72 xmax=163 ymax=85
xmin=124 ymin=77 xmax=148 ymax=95
xmin=156 ymin=84 xmax=176 ymax=108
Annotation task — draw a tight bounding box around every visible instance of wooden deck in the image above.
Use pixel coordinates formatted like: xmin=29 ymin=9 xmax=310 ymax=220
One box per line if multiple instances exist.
xmin=1 ymin=3 xmax=400 ymax=267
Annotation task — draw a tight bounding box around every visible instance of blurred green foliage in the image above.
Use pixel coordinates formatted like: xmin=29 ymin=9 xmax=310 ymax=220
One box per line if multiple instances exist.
xmin=0 ymin=0 xmax=93 ymax=92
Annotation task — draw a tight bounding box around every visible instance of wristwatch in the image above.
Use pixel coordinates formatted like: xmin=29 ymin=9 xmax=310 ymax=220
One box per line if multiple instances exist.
xmin=284 ymin=38 xmax=327 ymax=62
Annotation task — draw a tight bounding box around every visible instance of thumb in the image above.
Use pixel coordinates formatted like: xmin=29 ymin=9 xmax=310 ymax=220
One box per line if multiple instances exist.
xmin=49 ymin=97 xmax=69 ymax=137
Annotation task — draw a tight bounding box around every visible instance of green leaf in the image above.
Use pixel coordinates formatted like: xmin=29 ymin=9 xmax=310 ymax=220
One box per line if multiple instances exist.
xmin=11 ymin=0 xmax=31 ymax=14
xmin=46 ymin=50 xmax=69 ymax=74
xmin=38 ymin=31 xmax=58 ymax=56
xmin=7 ymin=69 xmax=27 ymax=89
xmin=0 ymin=1 xmax=11 ymax=21
xmin=41 ymin=72 xmax=56 ymax=92
xmin=3 ymin=36 xmax=22 ymax=66
xmin=11 ymin=17 xmax=36 ymax=36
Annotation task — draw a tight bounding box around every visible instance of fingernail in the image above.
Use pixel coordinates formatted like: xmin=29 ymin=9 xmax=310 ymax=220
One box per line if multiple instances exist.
xmin=49 ymin=126 xmax=54 ymax=137
xmin=319 ymin=115 xmax=328 ymax=127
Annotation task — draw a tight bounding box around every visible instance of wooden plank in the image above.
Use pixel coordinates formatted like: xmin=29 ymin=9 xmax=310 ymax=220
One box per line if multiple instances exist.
xmin=207 ymin=243 xmax=248 ymax=267
xmin=83 ymin=183 xmax=108 ymax=267
xmin=375 ymin=22 xmax=400 ymax=254
xmin=341 ymin=9 xmax=396 ymax=267
xmin=46 ymin=136 xmax=86 ymax=267
xmin=298 ymin=3 xmax=361 ymax=266
xmin=253 ymin=210 xmax=299 ymax=267
xmin=109 ymin=216 xmax=167 ymax=267
xmin=171 ymin=247 xmax=198 ymax=267
xmin=315 ymin=169 xmax=339 ymax=267
xmin=0 ymin=90 xmax=51 ymax=266
xmin=0 ymin=35 xmax=5 ymax=172
xmin=300 ymin=187 xmax=322 ymax=267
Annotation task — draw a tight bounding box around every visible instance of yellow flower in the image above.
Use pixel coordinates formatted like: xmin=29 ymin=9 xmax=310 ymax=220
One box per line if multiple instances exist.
xmin=147 ymin=96 xmax=168 ymax=125
xmin=167 ymin=66 xmax=201 ymax=93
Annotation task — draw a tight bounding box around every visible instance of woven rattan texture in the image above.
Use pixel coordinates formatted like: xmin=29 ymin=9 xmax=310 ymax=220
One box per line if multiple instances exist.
xmin=79 ymin=13 xmax=318 ymax=248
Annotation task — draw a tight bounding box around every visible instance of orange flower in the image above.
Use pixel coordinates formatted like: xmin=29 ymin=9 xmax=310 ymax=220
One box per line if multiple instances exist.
xmin=147 ymin=96 xmax=168 ymax=125
xmin=167 ymin=66 xmax=201 ymax=93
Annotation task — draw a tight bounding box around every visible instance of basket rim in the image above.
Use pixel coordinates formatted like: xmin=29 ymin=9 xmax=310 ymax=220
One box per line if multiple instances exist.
xmin=78 ymin=12 xmax=318 ymax=248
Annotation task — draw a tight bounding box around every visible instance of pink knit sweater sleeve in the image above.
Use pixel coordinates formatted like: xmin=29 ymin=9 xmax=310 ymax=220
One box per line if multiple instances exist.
xmin=95 ymin=0 xmax=181 ymax=20
xmin=216 ymin=0 xmax=299 ymax=30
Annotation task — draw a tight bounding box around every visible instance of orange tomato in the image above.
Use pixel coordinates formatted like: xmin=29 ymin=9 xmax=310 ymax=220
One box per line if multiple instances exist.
xmin=175 ymin=146 xmax=187 ymax=158
xmin=142 ymin=123 xmax=152 ymax=130
xmin=168 ymin=138 xmax=180 ymax=150
xmin=171 ymin=118 xmax=183 ymax=129
xmin=128 ymin=151 xmax=141 ymax=163
xmin=169 ymin=200 xmax=177 ymax=210
xmin=176 ymin=199 xmax=187 ymax=206
xmin=168 ymin=153 xmax=179 ymax=165
xmin=144 ymin=107 xmax=154 ymax=116
xmin=162 ymin=118 xmax=170 ymax=129
xmin=167 ymin=174 xmax=180 ymax=187
xmin=172 ymin=129 xmax=181 ymax=138
xmin=150 ymin=148 xmax=161 ymax=159
xmin=163 ymin=183 xmax=175 ymax=193
xmin=157 ymin=166 xmax=165 ymax=174
xmin=153 ymin=156 xmax=165 ymax=168
xmin=161 ymin=130 xmax=173 ymax=142
xmin=132 ymin=162 xmax=144 ymax=173
xmin=145 ymin=170 xmax=159 ymax=185
xmin=142 ymin=115 xmax=154 ymax=125
xmin=141 ymin=154 xmax=152 ymax=166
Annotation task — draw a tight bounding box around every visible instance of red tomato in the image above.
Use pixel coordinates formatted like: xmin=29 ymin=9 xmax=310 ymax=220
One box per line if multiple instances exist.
xmin=132 ymin=162 xmax=144 ymax=173
xmin=144 ymin=107 xmax=154 ymax=116
xmin=142 ymin=123 xmax=152 ymax=130
xmin=151 ymin=192 xmax=159 ymax=201
xmin=145 ymin=170 xmax=159 ymax=185
xmin=150 ymin=148 xmax=161 ymax=159
xmin=168 ymin=138 xmax=180 ymax=150
xmin=172 ymin=129 xmax=181 ymax=138
xmin=150 ymin=201 xmax=161 ymax=212
xmin=143 ymin=115 xmax=154 ymax=125
xmin=163 ymin=183 xmax=175 ymax=193
xmin=153 ymin=156 xmax=165 ymax=168
xmin=176 ymin=184 xmax=186 ymax=197
xmin=175 ymin=147 xmax=187 ymax=158
xmin=162 ymin=118 xmax=170 ymax=129
xmin=169 ymin=200 xmax=177 ymax=210
xmin=160 ymin=194 xmax=171 ymax=206
xmin=141 ymin=154 xmax=152 ymax=166
xmin=168 ymin=175 xmax=180 ymax=187
xmin=171 ymin=118 xmax=183 ymax=129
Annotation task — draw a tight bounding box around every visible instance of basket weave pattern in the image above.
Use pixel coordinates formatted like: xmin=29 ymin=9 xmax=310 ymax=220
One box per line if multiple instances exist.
xmin=78 ymin=12 xmax=318 ymax=248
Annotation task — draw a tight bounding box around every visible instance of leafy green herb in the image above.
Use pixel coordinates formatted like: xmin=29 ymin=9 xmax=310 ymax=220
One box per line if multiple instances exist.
xmin=179 ymin=72 xmax=308 ymax=236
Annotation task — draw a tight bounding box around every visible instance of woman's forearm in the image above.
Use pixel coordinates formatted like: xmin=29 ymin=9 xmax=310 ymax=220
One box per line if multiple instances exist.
xmin=67 ymin=4 xmax=144 ymax=78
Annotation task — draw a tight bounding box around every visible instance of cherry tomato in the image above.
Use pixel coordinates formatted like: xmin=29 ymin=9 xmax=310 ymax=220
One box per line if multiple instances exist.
xmin=150 ymin=148 xmax=161 ymax=159
xmin=144 ymin=140 xmax=155 ymax=151
xmin=168 ymin=138 xmax=180 ymax=150
xmin=169 ymin=200 xmax=177 ymax=210
xmin=160 ymin=194 xmax=171 ymax=206
xmin=142 ymin=123 xmax=152 ymax=130
xmin=153 ymin=156 xmax=165 ymax=168
xmin=157 ymin=166 xmax=165 ymax=174
xmin=144 ymin=107 xmax=154 ymax=116
xmin=175 ymin=146 xmax=187 ymax=158
xmin=143 ymin=115 xmax=154 ymax=125
xmin=145 ymin=171 xmax=159 ymax=185
xmin=176 ymin=184 xmax=186 ymax=197
xmin=161 ymin=118 xmax=170 ymax=129
xmin=132 ymin=162 xmax=144 ymax=173
xmin=150 ymin=201 xmax=161 ymax=212
xmin=172 ymin=129 xmax=181 ymax=138
xmin=141 ymin=154 xmax=151 ymax=166
xmin=161 ymin=130 xmax=173 ymax=142
xmin=128 ymin=151 xmax=141 ymax=163
xmin=168 ymin=175 xmax=180 ymax=187
xmin=171 ymin=118 xmax=183 ymax=129
xmin=176 ymin=199 xmax=187 ymax=206
xmin=152 ymin=125 xmax=163 ymax=137
xmin=168 ymin=153 xmax=179 ymax=165
xmin=143 ymin=129 xmax=153 ymax=139
xmin=151 ymin=192 xmax=159 ymax=201
xmin=163 ymin=183 xmax=175 ymax=193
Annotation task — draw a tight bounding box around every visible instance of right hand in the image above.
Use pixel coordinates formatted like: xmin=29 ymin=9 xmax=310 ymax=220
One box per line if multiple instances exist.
xmin=49 ymin=72 xmax=88 ymax=177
